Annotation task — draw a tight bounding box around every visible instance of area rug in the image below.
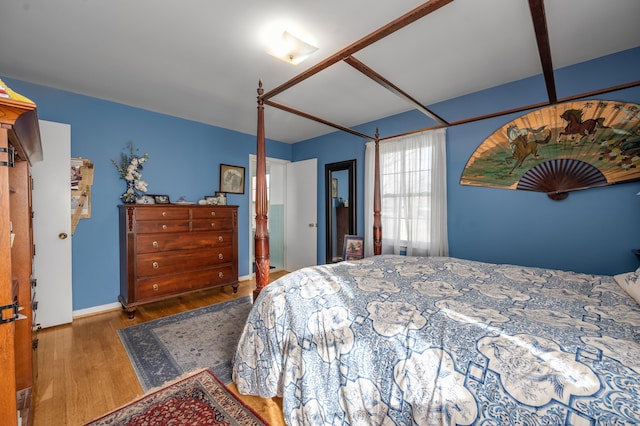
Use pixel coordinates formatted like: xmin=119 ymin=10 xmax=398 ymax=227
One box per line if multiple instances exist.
xmin=84 ymin=369 xmax=269 ymax=426
xmin=118 ymin=296 xmax=252 ymax=391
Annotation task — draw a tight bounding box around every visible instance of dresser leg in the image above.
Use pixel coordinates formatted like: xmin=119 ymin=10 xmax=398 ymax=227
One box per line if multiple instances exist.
xmin=232 ymin=284 xmax=238 ymax=294
xmin=125 ymin=306 xmax=137 ymax=319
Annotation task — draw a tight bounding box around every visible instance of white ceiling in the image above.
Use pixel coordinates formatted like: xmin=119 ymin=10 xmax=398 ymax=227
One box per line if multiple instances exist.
xmin=1 ymin=0 xmax=639 ymax=143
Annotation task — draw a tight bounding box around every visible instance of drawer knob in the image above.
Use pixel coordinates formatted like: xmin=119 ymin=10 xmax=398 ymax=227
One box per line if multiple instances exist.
xmin=210 ymin=222 xmax=215 ymax=228
xmin=152 ymin=241 xmax=159 ymax=248
xmin=152 ymin=284 xmax=159 ymax=291
xmin=210 ymin=211 xmax=216 ymax=216
xmin=162 ymin=211 xmax=167 ymax=217
xmin=218 ymin=253 xmax=224 ymax=260
xmin=162 ymin=224 xmax=167 ymax=230
xmin=218 ymin=236 xmax=224 ymax=242
xmin=152 ymin=261 xmax=159 ymax=269
xmin=218 ymin=271 xmax=224 ymax=278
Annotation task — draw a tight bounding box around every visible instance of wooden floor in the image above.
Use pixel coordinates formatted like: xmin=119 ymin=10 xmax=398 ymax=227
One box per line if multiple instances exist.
xmin=32 ymin=272 xmax=288 ymax=426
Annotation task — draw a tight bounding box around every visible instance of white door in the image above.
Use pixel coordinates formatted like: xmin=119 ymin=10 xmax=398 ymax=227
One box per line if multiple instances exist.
xmin=31 ymin=120 xmax=73 ymax=328
xmin=285 ymin=158 xmax=317 ymax=271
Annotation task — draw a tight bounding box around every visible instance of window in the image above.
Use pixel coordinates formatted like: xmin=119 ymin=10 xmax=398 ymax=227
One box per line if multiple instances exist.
xmin=380 ymin=144 xmax=433 ymax=245
xmin=365 ymin=129 xmax=448 ymax=257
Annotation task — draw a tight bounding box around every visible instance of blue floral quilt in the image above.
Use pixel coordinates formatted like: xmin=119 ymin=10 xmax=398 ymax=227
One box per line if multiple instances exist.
xmin=232 ymin=255 xmax=640 ymax=425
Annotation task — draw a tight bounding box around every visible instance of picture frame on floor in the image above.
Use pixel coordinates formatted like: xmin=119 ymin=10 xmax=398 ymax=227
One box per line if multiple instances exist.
xmin=343 ymin=235 xmax=364 ymax=261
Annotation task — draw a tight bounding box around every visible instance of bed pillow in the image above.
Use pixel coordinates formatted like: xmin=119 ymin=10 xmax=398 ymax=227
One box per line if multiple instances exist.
xmin=614 ymin=269 xmax=640 ymax=305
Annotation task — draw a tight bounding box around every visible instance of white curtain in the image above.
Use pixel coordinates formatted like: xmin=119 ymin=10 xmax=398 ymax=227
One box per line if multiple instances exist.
xmin=364 ymin=128 xmax=448 ymax=257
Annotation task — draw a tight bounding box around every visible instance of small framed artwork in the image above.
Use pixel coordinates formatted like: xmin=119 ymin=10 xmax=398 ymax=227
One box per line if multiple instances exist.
xmin=204 ymin=195 xmax=219 ymax=205
xmin=332 ymin=178 xmax=338 ymax=198
xmin=343 ymin=235 xmax=364 ymax=261
xmin=215 ymin=191 xmax=227 ymax=205
xmin=220 ymin=164 xmax=245 ymax=194
xmin=135 ymin=195 xmax=156 ymax=205
xmin=151 ymin=194 xmax=170 ymax=204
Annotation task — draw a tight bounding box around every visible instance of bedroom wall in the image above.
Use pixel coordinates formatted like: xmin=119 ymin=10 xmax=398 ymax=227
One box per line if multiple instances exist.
xmin=297 ymin=46 xmax=640 ymax=276
xmin=442 ymin=49 xmax=640 ymax=275
xmin=4 ymin=46 xmax=638 ymax=312
xmin=1 ymin=77 xmax=292 ymax=312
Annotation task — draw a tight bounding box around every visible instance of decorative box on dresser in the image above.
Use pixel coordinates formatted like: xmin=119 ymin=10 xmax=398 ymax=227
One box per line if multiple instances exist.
xmin=118 ymin=204 xmax=239 ymax=318
xmin=0 ymin=81 xmax=42 ymax=426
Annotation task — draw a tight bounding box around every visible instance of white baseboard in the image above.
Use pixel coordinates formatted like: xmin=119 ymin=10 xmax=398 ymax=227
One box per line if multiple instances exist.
xmin=74 ymin=275 xmax=254 ymax=318
xmin=73 ymin=302 xmax=122 ymax=319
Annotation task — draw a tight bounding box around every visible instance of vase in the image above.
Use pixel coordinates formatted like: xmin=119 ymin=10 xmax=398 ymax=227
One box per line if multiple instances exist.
xmin=121 ymin=180 xmax=137 ymax=204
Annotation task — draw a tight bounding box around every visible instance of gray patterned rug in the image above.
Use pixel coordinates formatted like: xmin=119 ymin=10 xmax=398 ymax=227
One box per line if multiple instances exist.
xmin=118 ymin=296 xmax=252 ymax=391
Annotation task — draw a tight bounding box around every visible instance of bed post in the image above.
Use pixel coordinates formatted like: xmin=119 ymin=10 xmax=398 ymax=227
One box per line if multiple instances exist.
xmin=373 ymin=129 xmax=382 ymax=255
xmin=254 ymin=81 xmax=270 ymax=300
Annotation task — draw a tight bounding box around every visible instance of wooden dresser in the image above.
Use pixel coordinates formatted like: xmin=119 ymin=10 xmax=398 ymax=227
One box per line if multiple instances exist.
xmin=118 ymin=204 xmax=238 ymax=318
xmin=0 ymin=81 xmax=42 ymax=426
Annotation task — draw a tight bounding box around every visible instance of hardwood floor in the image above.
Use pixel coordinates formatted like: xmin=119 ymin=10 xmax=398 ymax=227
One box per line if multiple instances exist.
xmin=32 ymin=272 xmax=287 ymax=426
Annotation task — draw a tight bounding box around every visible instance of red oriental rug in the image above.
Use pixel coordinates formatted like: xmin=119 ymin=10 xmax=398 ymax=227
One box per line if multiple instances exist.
xmin=84 ymin=369 xmax=269 ymax=426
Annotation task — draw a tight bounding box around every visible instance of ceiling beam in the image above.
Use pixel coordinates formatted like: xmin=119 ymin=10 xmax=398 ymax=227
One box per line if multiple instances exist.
xmin=343 ymin=56 xmax=450 ymax=126
xmin=379 ymin=79 xmax=640 ymax=141
xmin=266 ymin=78 xmax=640 ymax=144
xmin=262 ymin=0 xmax=454 ymax=101
xmin=528 ymin=0 xmax=557 ymax=104
xmin=264 ymin=99 xmax=375 ymax=140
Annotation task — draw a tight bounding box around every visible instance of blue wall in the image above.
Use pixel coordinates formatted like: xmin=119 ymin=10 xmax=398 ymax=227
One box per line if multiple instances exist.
xmin=3 ymin=77 xmax=292 ymax=311
xmin=295 ymin=47 xmax=640 ymax=275
xmin=4 ymin=46 xmax=639 ymax=311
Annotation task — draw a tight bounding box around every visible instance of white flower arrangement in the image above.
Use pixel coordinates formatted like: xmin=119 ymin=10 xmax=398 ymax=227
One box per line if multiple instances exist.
xmin=112 ymin=141 xmax=150 ymax=203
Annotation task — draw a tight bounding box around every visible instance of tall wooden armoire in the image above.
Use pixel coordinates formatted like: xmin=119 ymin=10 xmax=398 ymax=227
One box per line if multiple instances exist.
xmin=0 ymin=80 xmax=43 ymax=426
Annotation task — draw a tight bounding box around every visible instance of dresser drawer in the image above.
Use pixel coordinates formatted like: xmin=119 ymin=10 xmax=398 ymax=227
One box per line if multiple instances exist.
xmin=135 ymin=265 xmax=236 ymax=300
xmin=136 ymin=231 xmax=233 ymax=253
xmin=191 ymin=218 xmax=233 ymax=232
xmin=191 ymin=207 xmax=234 ymax=219
xmin=134 ymin=207 xmax=190 ymax=221
xmin=135 ymin=220 xmax=189 ymax=234
xmin=136 ymin=247 xmax=234 ymax=276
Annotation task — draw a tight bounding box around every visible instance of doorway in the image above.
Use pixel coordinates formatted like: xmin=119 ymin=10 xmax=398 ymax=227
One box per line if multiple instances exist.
xmin=248 ymin=156 xmax=318 ymax=275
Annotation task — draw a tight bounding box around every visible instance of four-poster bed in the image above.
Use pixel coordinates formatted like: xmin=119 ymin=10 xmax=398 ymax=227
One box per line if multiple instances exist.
xmin=250 ymin=0 xmax=640 ymax=297
xmin=239 ymin=1 xmax=640 ymax=424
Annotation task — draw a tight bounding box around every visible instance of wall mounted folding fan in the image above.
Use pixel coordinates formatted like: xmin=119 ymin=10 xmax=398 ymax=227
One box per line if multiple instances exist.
xmin=460 ymin=100 xmax=640 ymax=200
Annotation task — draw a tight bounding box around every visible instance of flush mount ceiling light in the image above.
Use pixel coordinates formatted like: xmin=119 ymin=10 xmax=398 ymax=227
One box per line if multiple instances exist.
xmin=266 ymin=31 xmax=318 ymax=65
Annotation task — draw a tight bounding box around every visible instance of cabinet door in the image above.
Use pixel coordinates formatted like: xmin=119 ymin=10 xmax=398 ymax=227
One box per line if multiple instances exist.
xmin=0 ymin=129 xmax=18 ymax=425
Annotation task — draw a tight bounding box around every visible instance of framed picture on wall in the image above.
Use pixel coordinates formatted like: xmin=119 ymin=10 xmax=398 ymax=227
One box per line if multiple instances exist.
xmin=332 ymin=178 xmax=338 ymax=198
xmin=220 ymin=164 xmax=245 ymax=194
xmin=343 ymin=235 xmax=364 ymax=261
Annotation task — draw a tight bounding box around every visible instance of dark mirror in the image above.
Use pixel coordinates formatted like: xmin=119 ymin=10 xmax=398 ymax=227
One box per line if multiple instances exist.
xmin=325 ymin=159 xmax=356 ymax=263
